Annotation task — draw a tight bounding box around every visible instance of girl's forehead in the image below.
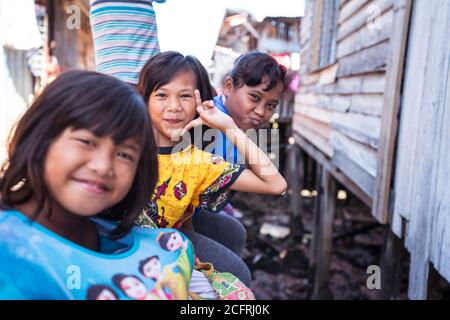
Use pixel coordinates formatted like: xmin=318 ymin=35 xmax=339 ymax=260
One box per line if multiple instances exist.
xmin=160 ymin=70 xmax=197 ymax=89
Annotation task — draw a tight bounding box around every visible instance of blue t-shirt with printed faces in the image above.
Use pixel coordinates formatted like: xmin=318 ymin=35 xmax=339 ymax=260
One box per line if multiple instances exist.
xmin=0 ymin=210 xmax=194 ymax=300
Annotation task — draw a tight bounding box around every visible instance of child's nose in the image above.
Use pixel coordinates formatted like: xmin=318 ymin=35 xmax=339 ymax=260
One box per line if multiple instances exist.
xmin=166 ymin=97 xmax=182 ymax=112
xmin=254 ymin=103 xmax=265 ymax=117
xmin=88 ymin=151 xmax=114 ymax=177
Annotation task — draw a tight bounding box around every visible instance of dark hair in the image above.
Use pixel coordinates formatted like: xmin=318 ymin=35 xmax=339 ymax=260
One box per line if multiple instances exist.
xmin=230 ymin=51 xmax=287 ymax=92
xmin=0 ymin=70 xmax=158 ymax=238
xmin=158 ymin=232 xmax=175 ymax=251
xmin=137 ymin=51 xmax=214 ymax=103
xmin=87 ymin=285 xmax=119 ymax=300
xmin=138 ymin=255 xmax=159 ymax=277
xmin=112 ymin=274 xmax=145 ymax=294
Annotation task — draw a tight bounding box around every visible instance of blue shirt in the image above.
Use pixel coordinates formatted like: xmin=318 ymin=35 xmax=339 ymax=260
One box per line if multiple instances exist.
xmin=211 ymin=95 xmax=243 ymax=164
xmin=0 ymin=209 xmax=194 ymax=300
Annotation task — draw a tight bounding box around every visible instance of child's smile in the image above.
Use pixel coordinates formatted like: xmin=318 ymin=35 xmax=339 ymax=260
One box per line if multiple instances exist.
xmin=71 ymin=176 xmax=112 ymax=196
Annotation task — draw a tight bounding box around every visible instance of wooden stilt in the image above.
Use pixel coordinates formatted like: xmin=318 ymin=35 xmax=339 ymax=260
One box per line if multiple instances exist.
xmin=309 ymin=163 xmax=323 ymax=280
xmin=289 ymin=144 xmax=304 ymax=229
xmin=311 ymin=167 xmax=337 ymax=300
xmin=377 ymin=227 xmax=403 ymax=299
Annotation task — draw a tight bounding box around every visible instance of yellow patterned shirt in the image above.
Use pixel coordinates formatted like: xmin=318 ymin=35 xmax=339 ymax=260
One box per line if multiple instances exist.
xmin=138 ymin=144 xmax=244 ymax=229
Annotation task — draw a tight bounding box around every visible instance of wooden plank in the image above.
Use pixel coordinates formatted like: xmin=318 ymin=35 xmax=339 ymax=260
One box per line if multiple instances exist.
xmin=293 ymin=124 xmax=333 ymax=158
xmin=302 ymin=73 xmax=386 ymax=95
xmin=338 ymin=0 xmax=371 ymax=25
xmin=293 ymin=131 xmax=372 ymax=207
xmin=331 ymin=111 xmax=381 ymax=149
xmin=330 ymin=130 xmax=378 ymax=177
xmin=372 ymin=0 xmax=412 ymax=224
xmin=338 ymin=40 xmax=389 ymax=78
xmin=312 ymin=168 xmax=337 ymax=299
xmin=337 ymin=0 xmax=394 ymax=42
xmin=332 ymin=150 xmax=374 ymax=198
xmin=294 ymin=112 xmax=331 ymax=138
xmin=337 ymin=8 xmax=393 ymax=59
xmin=349 ymin=93 xmax=384 ymax=116
xmin=295 ymin=104 xmax=332 ymax=124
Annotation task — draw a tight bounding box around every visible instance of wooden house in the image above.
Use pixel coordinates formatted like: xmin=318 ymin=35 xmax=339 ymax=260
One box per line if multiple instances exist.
xmin=293 ymin=0 xmax=450 ymax=299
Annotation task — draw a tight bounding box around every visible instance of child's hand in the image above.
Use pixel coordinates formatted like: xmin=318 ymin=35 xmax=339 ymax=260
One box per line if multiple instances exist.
xmin=181 ymin=90 xmax=237 ymax=135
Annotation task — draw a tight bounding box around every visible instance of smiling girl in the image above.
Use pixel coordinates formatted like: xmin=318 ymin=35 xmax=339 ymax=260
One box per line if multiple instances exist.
xmin=135 ymin=51 xmax=287 ymax=287
xmin=0 ymin=70 xmax=194 ymax=299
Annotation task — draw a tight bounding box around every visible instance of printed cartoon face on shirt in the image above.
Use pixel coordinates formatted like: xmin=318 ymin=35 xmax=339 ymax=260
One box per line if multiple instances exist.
xmin=158 ymin=232 xmax=188 ymax=252
xmin=139 ymin=256 xmax=161 ymax=280
xmin=113 ymin=274 xmax=148 ymax=300
xmin=173 ymin=181 xmax=187 ymax=200
xmin=87 ymin=285 xmax=119 ymax=300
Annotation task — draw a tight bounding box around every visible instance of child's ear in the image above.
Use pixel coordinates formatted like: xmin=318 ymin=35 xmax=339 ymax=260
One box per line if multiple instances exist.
xmin=223 ymin=76 xmax=234 ymax=97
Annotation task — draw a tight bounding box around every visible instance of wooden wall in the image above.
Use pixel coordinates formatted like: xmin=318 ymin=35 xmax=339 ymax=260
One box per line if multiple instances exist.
xmin=294 ymin=0 xmax=394 ymax=201
xmin=391 ymin=0 xmax=450 ymax=299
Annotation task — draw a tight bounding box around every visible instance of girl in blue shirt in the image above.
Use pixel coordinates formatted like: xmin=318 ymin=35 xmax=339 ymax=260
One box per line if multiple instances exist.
xmin=0 ymin=70 xmax=195 ymax=300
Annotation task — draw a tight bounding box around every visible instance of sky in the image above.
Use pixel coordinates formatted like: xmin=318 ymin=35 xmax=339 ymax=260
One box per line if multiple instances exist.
xmin=153 ymin=0 xmax=305 ymax=66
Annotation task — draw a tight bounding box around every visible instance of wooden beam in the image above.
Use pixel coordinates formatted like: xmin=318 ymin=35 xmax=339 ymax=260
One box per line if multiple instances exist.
xmin=372 ymin=0 xmax=413 ymax=224
xmin=294 ymin=131 xmax=372 ymax=207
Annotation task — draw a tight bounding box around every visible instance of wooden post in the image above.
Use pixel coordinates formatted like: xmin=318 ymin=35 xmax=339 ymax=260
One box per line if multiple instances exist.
xmin=311 ymin=166 xmax=337 ymax=299
xmin=372 ymin=0 xmax=413 ymax=223
xmin=377 ymin=227 xmax=403 ymax=299
xmin=289 ymin=144 xmax=304 ymax=222
xmin=309 ymin=163 xmax=322 ymax=279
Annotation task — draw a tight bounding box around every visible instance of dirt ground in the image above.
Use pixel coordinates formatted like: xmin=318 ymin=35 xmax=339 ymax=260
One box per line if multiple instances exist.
xmin=230 ymin=191 xmax=450 ymax=300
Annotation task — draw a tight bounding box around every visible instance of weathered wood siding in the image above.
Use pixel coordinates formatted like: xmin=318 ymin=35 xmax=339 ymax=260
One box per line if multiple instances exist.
xmin=294 ymin=0 xmax=394 ymax=199
xmin=391 ymin=0 xmax=450 ymax=299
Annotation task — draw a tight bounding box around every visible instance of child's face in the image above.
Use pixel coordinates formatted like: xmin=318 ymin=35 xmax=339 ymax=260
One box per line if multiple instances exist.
xmin=148 ymin=71 xmax=198 ymax=147
xmin=166 ymin=232 xmax=185 ymax=251
xmin=224 ymin=77 xmax=284 ymax=131
xmin=44 ymin=128 xmax=140 ymax=217
xmin=143 ymin=257 xmax=161 ymax=279
xmin=121 ymin=277 xmax=147 ymax=300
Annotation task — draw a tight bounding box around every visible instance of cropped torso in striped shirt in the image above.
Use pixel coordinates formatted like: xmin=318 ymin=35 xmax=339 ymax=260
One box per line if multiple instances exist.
xmin=90 ymin=0 xmax=165 ymax=84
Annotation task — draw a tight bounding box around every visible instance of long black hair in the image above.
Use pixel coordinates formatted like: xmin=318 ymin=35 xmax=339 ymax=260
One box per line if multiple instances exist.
xmin=0 ymin=70 xmax=158 ymax=238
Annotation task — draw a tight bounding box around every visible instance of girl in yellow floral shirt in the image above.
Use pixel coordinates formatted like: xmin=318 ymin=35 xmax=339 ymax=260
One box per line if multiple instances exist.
xmin=135 ymin=51 xmax=287 ymax=288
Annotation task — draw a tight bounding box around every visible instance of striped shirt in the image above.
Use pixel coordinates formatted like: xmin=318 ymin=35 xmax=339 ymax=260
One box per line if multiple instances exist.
xmin=90 ymin=0 xmax=165 ymax=84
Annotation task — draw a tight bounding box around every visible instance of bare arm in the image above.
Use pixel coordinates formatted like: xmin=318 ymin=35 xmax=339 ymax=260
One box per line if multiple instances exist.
xmin=183 ymin=91 xmax=287 ymax=195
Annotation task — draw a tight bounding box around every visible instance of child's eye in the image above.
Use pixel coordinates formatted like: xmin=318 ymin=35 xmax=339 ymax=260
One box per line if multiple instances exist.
xmin=77 ymin=138 xmax=95 ymax=147
xmin=117 ymin=151 xmax=135 ymax=162
xmin=180 ymin=94 xmax=192 ymax=99
xmin=250 ymin=94 xmax=261 ymax=102
xmin=266 ymin=104 xmax=278 ymax=111
xmin=156 ymin=93 xmax=167 ymax=98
